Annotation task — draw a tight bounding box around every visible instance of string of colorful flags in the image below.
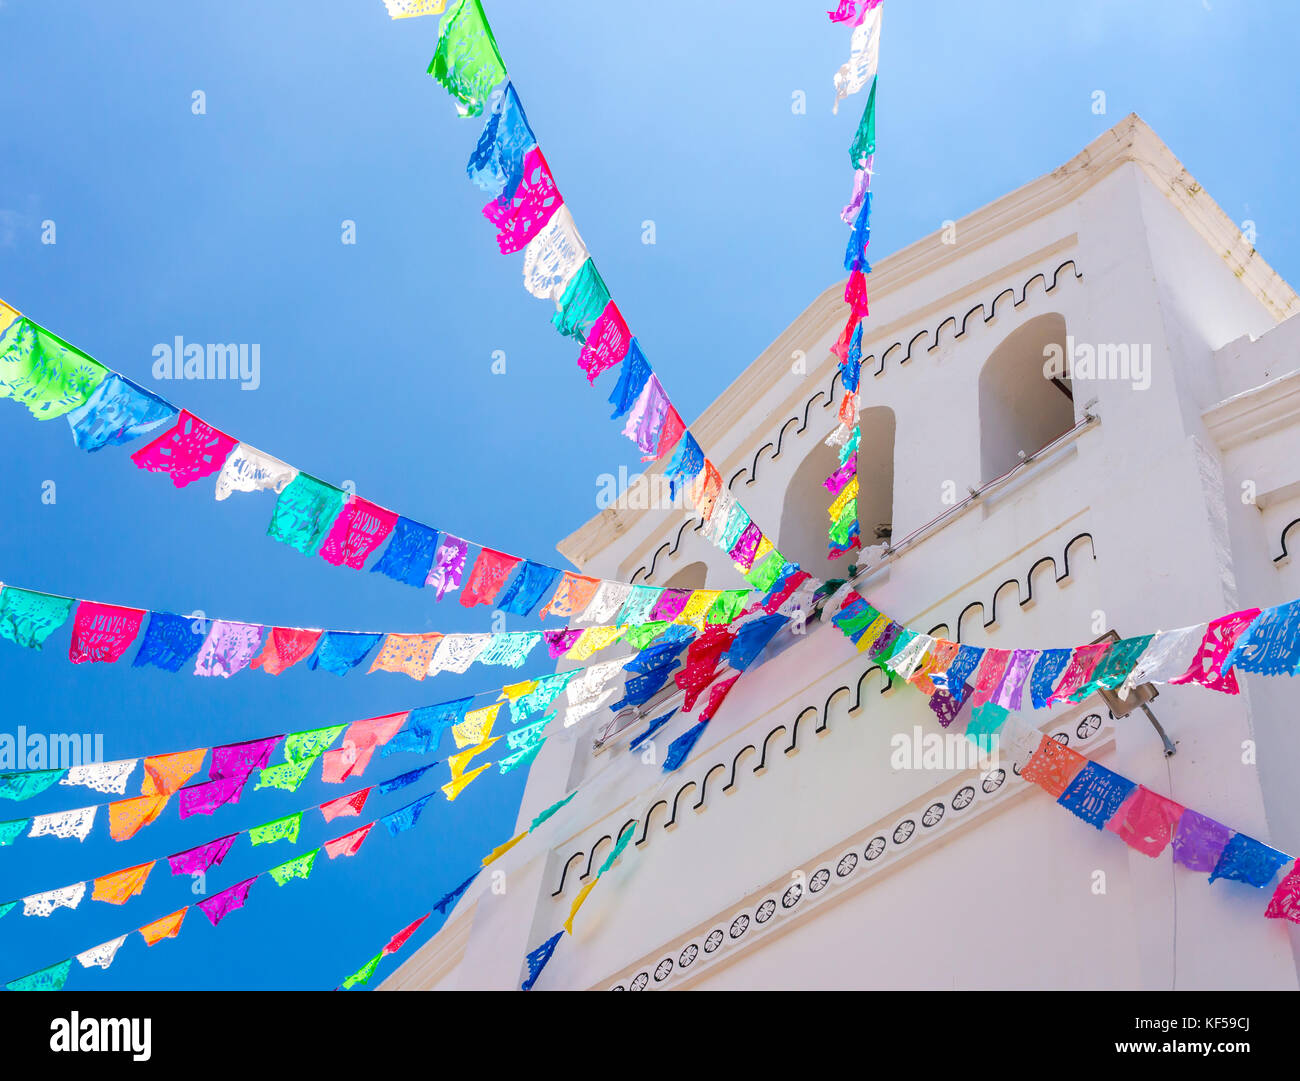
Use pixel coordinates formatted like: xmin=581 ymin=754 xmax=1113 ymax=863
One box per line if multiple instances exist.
xmin=0 ymin=299 xmax=784 ymax=613
xmin=2 ymin=762 xmax=443 ymax=925
xmin=340 ymin=786 xmax=580 ymax=990
xmin=823 ymin=0 xmax=883 ymax=560
xmin=1 ymin=780 xmax=447 ymax=991
xmin=827 ymin=589 xmax=1300 ymax=728
xmin=0 ymin=574 xmax=766 ymax=680
xmin=421 ymin=0 xmax=800 ymax=588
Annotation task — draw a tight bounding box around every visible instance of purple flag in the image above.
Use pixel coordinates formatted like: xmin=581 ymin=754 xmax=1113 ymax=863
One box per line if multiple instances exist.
xmin=426 ymin=534 xmax=469 ymax=600
xmin=178 ymin=775 xmax=249 ymax=820
xmin=197 ymin=877 xmax=257 ymax=926
xmin=1170 ymin=810 xmax=1233 ymax=872
xmin=168 ymin=833 xmax=239 ymax=876
xmin=210 ymin=736 xmax=282 ymax=781
xmin=544 ymin=629 xmax=583 ymax=659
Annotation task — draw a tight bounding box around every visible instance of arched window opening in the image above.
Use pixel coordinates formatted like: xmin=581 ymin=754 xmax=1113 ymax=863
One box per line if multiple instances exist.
xmin=778 ymin=406 xmax=895 ymax=570
xmin=662 ymin=560 xmax=708 ymax=590
xmin=978 ymin=313 xmax=1074 ymax=483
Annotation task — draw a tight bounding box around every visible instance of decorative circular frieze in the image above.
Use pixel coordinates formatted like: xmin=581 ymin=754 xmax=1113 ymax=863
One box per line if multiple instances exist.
xmin=1051 ymin=731 xmax=1069 ymax=746
xmin=729 ymin=914 xmax=750 ymax=939
xmin=981 ymin=769 xmax=1005 ymax=794
xmin=756 ymin=898 xmax=777 ymax=923
xmin=679 ymin=943 xmax=699 ymax=968
xmin=893 ymin=819 xmax=916 ymax=845
xmin=782 ymin=882 xmax=803 ymax=908
xmin=704 ymin=929 xmax=724 ymax=953
xmin=837 ymin=852 xmax=858 ymax=877
xmin=629 ymin=972 xmax=649 ymax=991
xmin=809 ymin=868 xmax=831 ymax=893
xmin=864 ymin=836 xmax=886 ymax=861
xmin=951 ymin=785 xmax=975 ymax=810
xmin=922 ymin=802 xmax=945 ymax=827
xmin=654 ymin=959 xmax=673 ymax=982
xmin=1076 ymin=713 xmax=1102 ymax=740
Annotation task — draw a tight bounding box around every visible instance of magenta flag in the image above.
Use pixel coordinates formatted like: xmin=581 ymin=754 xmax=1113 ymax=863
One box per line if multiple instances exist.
xmin=319 ymin=496 xmax=399 ymax=570
xmin=168 ymin=833 xmax=239 ymax=876
xmin=68 ymin=601 xmax=146 ymax=664
xmin=210 ymin=736 xmax=282 ymax=780
xmin=577 ymin=302 xmax=631 ymax=383
xmin=178 ymin=775 xmax=249 ymax=820
xmin=130 ymin=409 xmax=238 ymax=488
xmin=197 ymin=877 xmax=257 ymax=926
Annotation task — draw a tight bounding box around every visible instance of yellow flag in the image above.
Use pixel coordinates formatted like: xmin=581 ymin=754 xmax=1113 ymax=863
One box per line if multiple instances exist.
xmin=452 ymin=703 xmax=501 ymax=749
xmin=0 ymin=297 xmax=20 ymax=338
xmin=566 ymin=625 xmax=623 ymax=661
xmin=381 ymin=0 xmax=446 ymax=18
xmin=676 ymin=590 xmax=720 ymax=631
xmin=829 ymin=476 xmax=859 ymax=522
xmin=442 ymin=761 xmax=493 ymax=802
xmin=564 ymin=879 xmax=599 ymax=935
xmin=448 ymin=737 xmax=500 ymax=780
xmin=482 ymin=830 xmax=528 ymax=866
xmin=855 ymin=613 xmax=892 ymax=654
xmin=499 ymin=679 xmax=538 ymax=705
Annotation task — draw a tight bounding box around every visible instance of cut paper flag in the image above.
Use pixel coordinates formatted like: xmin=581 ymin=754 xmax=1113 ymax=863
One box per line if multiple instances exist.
xmin=833 ymin=4 xmax=882 ymax=113
xmin=320 ymin=788 xmax=371 ymax=823
xmin=1208 ymin=832 xmax=1290 ymax=888
xmin=452 ymin=703 xmax=501 ymax=749
xmin=319 ymin=497 xmax=398 ymax=570
xmin=23 ymin=882 xmax=86 ymax=918
xmin=383 ymin=793 xmax=435 ymax=836
xmin=66 ymin=373 xmax=175 ymax=453
xmin=250 ymin=811 xmax=303 ymax=846
xmin=77 ymin=935 xmax=128 ymax=972
xmin=1106 ymin=786 xmax=1185 ymax=858
xmin=0 ymin=818 xmax=29 ymax=845
xmin=194 ymin=620 xmax=264 ymax=678
xmin=384 ymin=913 xmax=430 ymax=954
xmin=130 ymin=410 xmax=237 ymax=489
xmin=470 ymin=82 xmax=538 ymax=202
xmin=213 ymin=443 xmax=297 ymax=501
xmin=325 ymin=823 xmax=373 ymax=860
xmin=0 ymin=587 xmax=75 ymax=651
xmin=369 ymin=633 xmax=443 ymax=680
xmin=267 ymin=473 xmax=348 ymax=556
xmin=383 ymin=0 xmax=447 ymax=17
xmin=433 ymin=872 xmax=479 ymax=915
xmin=197 ymin=877 xmax=257 ymax=926
xmin=425 ymin=534 xmax=468 ymax=599
xmin=342 ymin=953 xmax=384 ymax=990
xmin=142 ymin=748 xmax=206 ymax=796
xmin=251 ymin=627 xmax=323 ymax=676
xmin=442 ymin=761 xmax=493 ymax=801
xmin=108 ymin=794 xmax=169 ymax=842
xmin=268 ymin=849 xmax=319 ymax=886
xmin=92 ymin=861 xmax=156 ymax=905
xmin=496 ymin=561 xmax=561 ymax=617
xmin=132 ymin=612 xmax=206 ymax=673
xmin=0 ymin=768 xmax=69 ymax=802
xmin=178 ymin=776 xmax=247 ymax=820
xmin=428 ymin=0 xmax=507 ymax=118
xmin=323 ymin=711 xmax=410 ymax=783
xmin=483 ymin=145 xmax=562 ymax=254
xmin=372 ymin=517 xmax=442 ymax=588
xmin=168 ymin=834 xmax=238 ymax=877
xmin=29 ymin=806 xmax=97 ymax=842
xmin=62 ymin=760 xmax=137 ymax=796
xmin=6 ymin=959 xmax=73 ymax=992
xmin=0 ymin=317 xmax=108 ymax=420
xmin=309 ymin=631 xmax=382 ymax=675
xmin=522 ymin=930 xmax=564 ymax=991
xmin=138 ymin=907 xmax=187 ymax=947
xmin=460 ymin=548 xmax=520 ymax=608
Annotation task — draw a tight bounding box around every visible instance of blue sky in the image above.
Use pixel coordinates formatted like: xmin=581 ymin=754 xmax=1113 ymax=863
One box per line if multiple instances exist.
xmin=0 ymin=0 xmax=1294 ymax=990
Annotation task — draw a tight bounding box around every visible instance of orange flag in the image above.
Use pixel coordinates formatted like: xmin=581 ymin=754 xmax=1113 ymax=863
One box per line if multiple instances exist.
xmin=368 ymin=633 xmax=443 ymax=681
xmin=141 ymin=748 xmax=206 ymax=796
xmin=138 ymin=907 xmax=187 ymax=947
xmin=93 ymin=860 xmax=157 ymax=905
xmin=109 ymin=794 xmax=170 ymax=841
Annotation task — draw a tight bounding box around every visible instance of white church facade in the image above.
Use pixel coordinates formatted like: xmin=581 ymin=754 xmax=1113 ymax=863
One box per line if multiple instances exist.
xmin=382 ymin=114 xmax=1300 ymax=991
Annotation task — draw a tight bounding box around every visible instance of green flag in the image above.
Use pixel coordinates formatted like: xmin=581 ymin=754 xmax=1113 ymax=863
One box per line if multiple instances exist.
xmin=0 ymin=318 xmax=108 ymax=419
xmin=428 ymin=0 xmax=507 ymax=118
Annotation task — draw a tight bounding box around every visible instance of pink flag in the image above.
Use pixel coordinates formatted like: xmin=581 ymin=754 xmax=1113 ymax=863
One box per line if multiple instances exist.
xmin=321 ymin=712 xmax=410 ymax=784
xmin=68 ymin=601 xmax=145 ymax=664
xmin=318 ymin=496 xmax=398 ymax=570
xmin=1169 ymin=608 xmax=1261 ymax=695
xmin=250 ymin=627 xmax=323 ymax=675
xmin=1105 ymin=786 xmax=1185 ymax=858
xmin=384 ymin=913 xmax=430 ymax=955
xmin=130 ymin=410 xmax=237 ymax=488
xmin=460 ymin=548 xmax=521 ymax=608
xmin=577 ymin=302 xmax=631 ymax=383
xmin=324 ymin=822 xmax=373 ymax=860
xmin=699 ymin=674 xmax=740 ymax=724
xmin=320 ymin=788 xmax=371 ymax=823
xmin=197 ymin=877 xmax=256 ymax=926
xmin=482 ymin=147 xmax=562 ymax=254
